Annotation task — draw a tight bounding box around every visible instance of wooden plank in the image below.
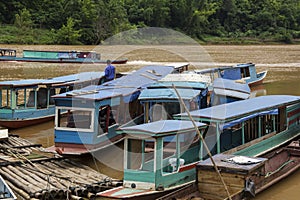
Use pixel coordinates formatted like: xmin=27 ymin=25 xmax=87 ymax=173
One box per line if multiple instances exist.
xmin=198 ymin=170 xmax=244 ymax=187
xmin=198 ymin=182 xmax=243 ymax=199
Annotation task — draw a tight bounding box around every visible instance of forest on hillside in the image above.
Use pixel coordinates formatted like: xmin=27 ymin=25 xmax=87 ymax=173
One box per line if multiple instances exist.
xmin=0 ymin=0 xmax=299 ymax=45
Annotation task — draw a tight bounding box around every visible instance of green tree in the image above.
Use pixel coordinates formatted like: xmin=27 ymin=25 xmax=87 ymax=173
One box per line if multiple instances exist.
xmin=55 ymin=17 xmax=81 ymax=44
xmin=14 ymin=8 xmax=33 ymax=30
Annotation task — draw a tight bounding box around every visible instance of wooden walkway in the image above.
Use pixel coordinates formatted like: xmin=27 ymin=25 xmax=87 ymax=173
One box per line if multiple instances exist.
xmin=0 ymin=134 xmax=122 ymax=200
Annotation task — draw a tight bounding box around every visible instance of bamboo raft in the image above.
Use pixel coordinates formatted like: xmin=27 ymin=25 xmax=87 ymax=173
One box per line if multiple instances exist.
xmin=0 ymin=134 xmax=122 ymax=200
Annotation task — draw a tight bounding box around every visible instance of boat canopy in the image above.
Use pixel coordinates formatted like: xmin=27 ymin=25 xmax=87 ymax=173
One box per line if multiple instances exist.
xmin=221 ymin=109 xmax=278 ymax=130
xmin=139 ymin=80 xmax=208 ymax=101
xmin=117 ymin=120 xmax=206 ymax=137
xmin=212 ymin=78 xmax=250 ymax=99
xmin=53 ymin=65 xmax=175 ymax=103
xmin=195 ymin=63 xmax=255 ymax=74
xmin=175 ymin=95 xmax=300 ymax=121
xmin=0 ymin=71 xmax=104 ymax=89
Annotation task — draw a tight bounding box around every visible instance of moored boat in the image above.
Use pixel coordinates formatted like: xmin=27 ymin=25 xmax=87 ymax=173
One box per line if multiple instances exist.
xmin=0 ymin=48 xmax=128 ymax=64
xmin=176 ymin=95 xmax=300 ymax=200
xmin=46 ymin=65 xmax=179 ymax=155
xmin=97 ymin=120 xmax=208 ymax=200
xmin=0 ymin=71 xmax=103 ymax=129
xmin=195 ymin=63 xmax=267 ymax=87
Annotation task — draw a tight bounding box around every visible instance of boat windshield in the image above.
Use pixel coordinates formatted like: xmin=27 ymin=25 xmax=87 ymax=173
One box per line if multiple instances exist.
xmin=125 ymin=139 xmax=155 ymax=172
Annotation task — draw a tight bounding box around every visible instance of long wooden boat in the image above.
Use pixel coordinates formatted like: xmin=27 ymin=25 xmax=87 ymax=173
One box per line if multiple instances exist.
xmin=46 ymin=65 xmax=179 ymax=155
xmin=0 ymin=48 xmax=128 ymax=64
xmin=97 ymin=95 xmax=300 ymax=199
xmin=195 ymin=63 xmax=267 ymax=87
xmin=47 ymin=67 xmax=250 ymax=156
xmin=0 ymin=175 xmax=17 ymax=200
xmin=179 ymin=95 xmax=300 ymax=200
xmin=97 ymin=120 xmax=208 ymax=200
xmin=0 ymin=71 xmax=103 ymax=129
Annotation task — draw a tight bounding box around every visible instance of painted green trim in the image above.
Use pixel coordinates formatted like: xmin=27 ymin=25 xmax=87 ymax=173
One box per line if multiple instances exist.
xmin=217 ymin=122 xmax=220 ymax=153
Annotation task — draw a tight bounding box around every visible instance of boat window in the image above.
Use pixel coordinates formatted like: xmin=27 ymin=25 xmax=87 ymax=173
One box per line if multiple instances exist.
xmin=98 ymin=105 xmax=116 ymax=134
xmin=126 ymin=139 xmax=155 ymax=172
xmin=162 ymin=135 xmax=177 ymax=173
xmin=201 ymin=123 xmax=217 ymax=159
xmin=179 ymin=130 xmax=199 ymax=165
xmin=57 ymin=108 xmax=93 ymax=130
xmin=149 ymin=102 xmax=178 ymax=122
xmin=220 ymin=124 xmax=243 ymax=152
xmin=241 ymin=67 xmax=250 ymax=78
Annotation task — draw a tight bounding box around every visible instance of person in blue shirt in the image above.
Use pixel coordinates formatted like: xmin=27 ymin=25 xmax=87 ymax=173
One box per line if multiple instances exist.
xmin=104 ymin=59 xmax=116 ymax=82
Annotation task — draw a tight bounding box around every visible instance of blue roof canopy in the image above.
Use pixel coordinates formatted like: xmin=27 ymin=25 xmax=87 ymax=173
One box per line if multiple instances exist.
xmin=54 ymin=65 xmax=175 ymax=102
xmin=0 ymin=71 xmax=104 ymax=88
xmin=117 ymin=120 xmax=207 ymax=137
xmin=175 ymin=95 xmax=300 ymax=121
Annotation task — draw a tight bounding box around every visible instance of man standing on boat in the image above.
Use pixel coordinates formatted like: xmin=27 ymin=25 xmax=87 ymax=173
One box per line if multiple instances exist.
xmin=104 ymin=59 xmax=116 ymax=82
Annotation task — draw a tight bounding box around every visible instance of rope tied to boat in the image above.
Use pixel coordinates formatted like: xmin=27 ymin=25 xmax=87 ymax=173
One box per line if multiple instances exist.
xmin=265 ymin=160 xmax=295 ymax=178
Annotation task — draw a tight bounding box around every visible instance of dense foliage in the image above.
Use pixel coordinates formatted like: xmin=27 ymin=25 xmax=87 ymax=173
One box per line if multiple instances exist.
xmin=0 ymin=0 xmax=299 ymax=44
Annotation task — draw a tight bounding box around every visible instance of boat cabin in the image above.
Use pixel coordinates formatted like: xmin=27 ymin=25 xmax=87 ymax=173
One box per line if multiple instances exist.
xmin=210 ymin=78 xmax=251 ymax=106
xmin=97 ymin=120 xmax=207 ymax=199
xmin=50 ymin=65 xmax=177 ymax=155
xmin=0 ymin=48 xmax=16 ymax=57
xmin=138 ymin=73 xmax=210 ymax=123
xmin=175 ymin=95 xmax=300 ymax=159
xmin=0 ymin=72 xmax=103 ymax=129
xmin=22 ymin=49 xmax=101 ymax=60
xmin=195 ymin=63 xmax=267 ymax=87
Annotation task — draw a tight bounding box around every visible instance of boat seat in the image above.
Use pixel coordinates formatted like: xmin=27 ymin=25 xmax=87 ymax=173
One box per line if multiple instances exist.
xmin=26 ymin=91 xmax=36 ymax=107
xmin=37 ymin=88 xmax=48 ymax=108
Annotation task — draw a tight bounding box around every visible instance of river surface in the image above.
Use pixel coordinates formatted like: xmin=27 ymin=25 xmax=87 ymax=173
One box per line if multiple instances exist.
xmin=1 ymin=44 xmax=300 ymax=199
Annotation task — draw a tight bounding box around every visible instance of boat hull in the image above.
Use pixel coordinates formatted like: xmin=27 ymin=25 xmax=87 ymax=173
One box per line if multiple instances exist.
xmin=0 ymin=56 xmax=128 ymax=64
xmin=0 ymin=115 xmax=55 ymax=129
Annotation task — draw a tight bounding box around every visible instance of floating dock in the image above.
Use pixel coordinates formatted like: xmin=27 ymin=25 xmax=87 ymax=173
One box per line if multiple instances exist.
xmin=0 ymin=133 xmax=122 ymax=200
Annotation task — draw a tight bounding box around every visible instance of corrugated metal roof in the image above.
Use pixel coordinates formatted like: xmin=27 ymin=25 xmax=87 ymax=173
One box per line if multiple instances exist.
xmin=176 ymin=95 xmax=300 ymax=121
xmin=118 ymin=120 xmax=206 ymax=136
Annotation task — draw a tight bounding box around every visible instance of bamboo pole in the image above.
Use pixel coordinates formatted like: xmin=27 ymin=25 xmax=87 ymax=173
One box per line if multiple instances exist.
xmin=6 ymin=179 xmax=31 ymax=200
xmin=172 ymin=84 xmax=232 ymax=200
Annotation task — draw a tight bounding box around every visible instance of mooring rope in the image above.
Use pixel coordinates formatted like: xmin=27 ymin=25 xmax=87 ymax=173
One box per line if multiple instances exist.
xmin=265 ymin=160 xmax=294 ymax=178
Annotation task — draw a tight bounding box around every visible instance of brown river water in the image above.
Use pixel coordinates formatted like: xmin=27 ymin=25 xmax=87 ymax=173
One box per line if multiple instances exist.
xmin=0 ymin=44 xmax=299 ymax=199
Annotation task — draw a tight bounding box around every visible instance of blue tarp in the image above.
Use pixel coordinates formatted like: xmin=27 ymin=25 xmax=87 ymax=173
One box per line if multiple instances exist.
xmin=221 ymin=109 xmax=278 ymax=129
xmin=221 ymin=68 xmax=241 ymax=80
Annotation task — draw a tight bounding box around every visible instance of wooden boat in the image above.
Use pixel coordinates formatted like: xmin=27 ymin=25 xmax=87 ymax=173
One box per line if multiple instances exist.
xmin=138 ymin=73 xmax=211 ymax=122
xmin=0 ymin=175 xmax=17 ymax=200
xmin=0 ymin=71 xmax=103 ymax=129
xmin=197 ymin=139 xmax=300 ymax=200
xmin=0 ymin=48 xmax=128 ymax=64
xmin=97 ymin=93 xmax=300 ymax=200
xmin=174 ymin=95 xmax=300 ymax=200
xmin=195 ymin=63 xmax=267 ymax=87
xmin=46 ymin=65 xmax=180 ymax=155
xmin=97 ymin=120 xmax=208 ymax=200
